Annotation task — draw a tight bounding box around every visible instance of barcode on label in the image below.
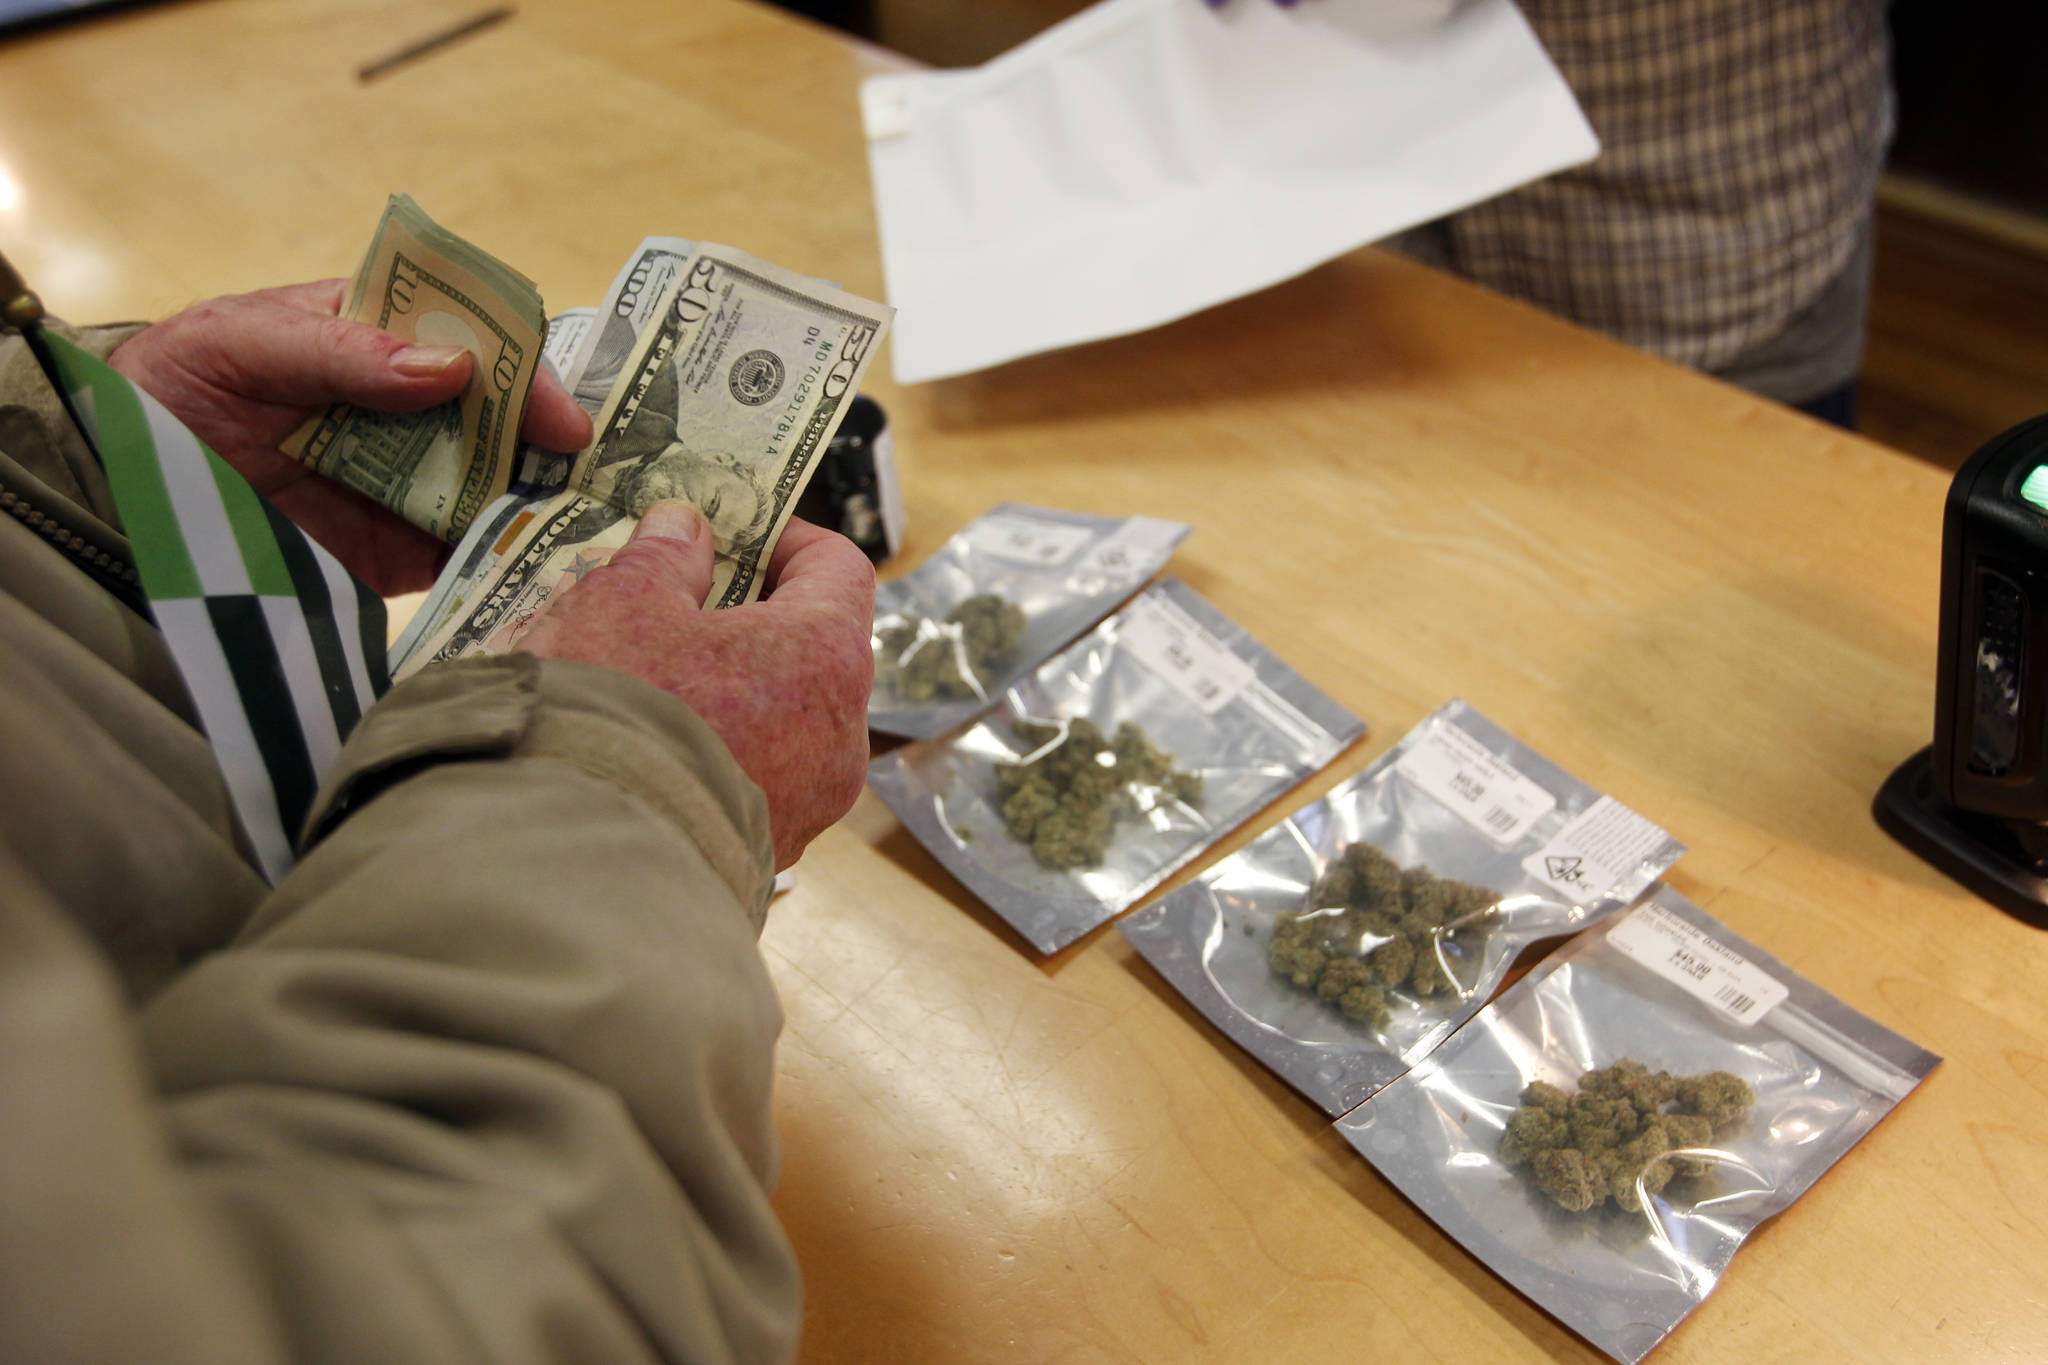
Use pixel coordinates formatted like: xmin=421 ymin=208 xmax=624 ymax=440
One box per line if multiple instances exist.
xmin=1117 ymin=593 xmax=1255 ymax=715
xmin=1394 ymin=722 xmax=1557 ymax=847
xmin=1714 ymin=984 xmax=1757 ymax=1018
xmin=1606 ymin=902 xmax=1789 ymax=1027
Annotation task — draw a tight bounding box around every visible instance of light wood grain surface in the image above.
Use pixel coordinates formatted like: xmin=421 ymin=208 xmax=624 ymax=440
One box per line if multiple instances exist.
xmin=4 ymin=2 xmax=2043 ymax=1361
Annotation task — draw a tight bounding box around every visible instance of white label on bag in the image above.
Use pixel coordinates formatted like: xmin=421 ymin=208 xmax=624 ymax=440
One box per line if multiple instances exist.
xmin=1078 ymin=516 xmax=1184 ymax=581
xmin=1522 ymin=796 xmax=1673 ymax=904
xmin=1607 ymin=902 xmax=1789 ymax=1026
xmin=969 ymin=514 xmax=1095 ymax=568
xmin=1395 ymin=724 xmax=1557 ymax=846
xmin=1119 ymin=594 xmax=1255 ymax=714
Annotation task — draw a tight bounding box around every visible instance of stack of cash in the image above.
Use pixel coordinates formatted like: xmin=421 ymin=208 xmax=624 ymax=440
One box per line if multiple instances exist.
xmin=287 ymin=196 xmax=892 ymax=675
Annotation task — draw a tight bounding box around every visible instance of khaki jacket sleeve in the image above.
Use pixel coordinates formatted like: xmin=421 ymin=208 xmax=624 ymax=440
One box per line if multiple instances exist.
xmin=124 ymin=653 xmax=796 ymax=1365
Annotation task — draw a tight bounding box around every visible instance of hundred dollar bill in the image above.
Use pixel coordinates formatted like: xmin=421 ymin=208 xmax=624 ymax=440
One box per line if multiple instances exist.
xmin=397 ymin=490 xmax=633 ymax=671
xmin=500 ymin=308 xmax=604 ymax=501
xmin=543 ymin=307 xmax=598 ymax=379
xmin=561 ymin=237 xmax=696 ymax=415
xmin=282 ymin=194 xmax=547 ymax=542
xmin=388 ymin=491 xmax=533 ymax=667
xmin=399 ymin=241 xmax=892 ymax=672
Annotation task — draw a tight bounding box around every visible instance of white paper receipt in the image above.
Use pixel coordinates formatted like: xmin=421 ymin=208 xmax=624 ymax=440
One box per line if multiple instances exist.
xmin=1522 ymin=795 xmax=1676 ymax=904
xmin=1119 ymin=594 xmax=1255 ymax=714
xmin=1396 ymin=724 xmax=1557 ymax=846
xmin=968 ymin=514 xmax=1096 ymax=568
xmin=1607 ymin=902 xmax=1790 ymax=1027
xmin=865 ymin=0 xmax=1601 ymax=385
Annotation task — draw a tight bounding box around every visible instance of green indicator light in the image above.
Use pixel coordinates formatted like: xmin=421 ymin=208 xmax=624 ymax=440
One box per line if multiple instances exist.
xmin=2022 ymin=466 xmax=2048 ymax=512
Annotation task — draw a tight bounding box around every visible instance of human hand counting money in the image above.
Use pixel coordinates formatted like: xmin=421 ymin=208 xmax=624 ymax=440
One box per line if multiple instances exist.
xmin=517 ymin=501 xmax=876 ymax=870
xmin=108 ymin=279 xmax=591 ymax=594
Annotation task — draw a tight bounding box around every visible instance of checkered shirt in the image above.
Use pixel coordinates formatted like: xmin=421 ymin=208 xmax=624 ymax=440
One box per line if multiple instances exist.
xmin=1423 ymin=0 xmax=1891 ymax=399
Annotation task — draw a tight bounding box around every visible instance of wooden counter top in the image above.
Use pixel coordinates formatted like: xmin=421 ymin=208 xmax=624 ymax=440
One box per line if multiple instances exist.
xmin=4 ymin=1 xmax=2041 ymax=1359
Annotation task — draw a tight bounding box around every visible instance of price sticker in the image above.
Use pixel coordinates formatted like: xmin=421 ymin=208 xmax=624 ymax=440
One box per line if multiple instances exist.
xmin=969 ymin=514 xmax=1095 ymax=568
xmin=1607 ymin=902 xmax=1789 ymax=1026
xmin=1119 ymin=594 xmax=1255 ymax=714
xmin=1395 ymin=723 xmax=1557 ymax=846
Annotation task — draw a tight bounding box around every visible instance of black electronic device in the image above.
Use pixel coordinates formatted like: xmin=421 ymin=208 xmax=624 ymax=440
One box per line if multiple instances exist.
xmin=1877 ymin=413 xmax=2048 ymax=927
xmin=793 ymin=395 xmax=903 ymax=566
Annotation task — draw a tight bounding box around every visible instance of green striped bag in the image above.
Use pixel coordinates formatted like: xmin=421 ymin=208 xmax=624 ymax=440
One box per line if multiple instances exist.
xmin=32 ymin=330 xmax=389 ymax=882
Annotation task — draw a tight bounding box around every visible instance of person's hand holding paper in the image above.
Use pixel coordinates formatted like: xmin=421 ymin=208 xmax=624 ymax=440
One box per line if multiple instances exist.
xmin=863 ymin=0 xmax=1596 ymax=384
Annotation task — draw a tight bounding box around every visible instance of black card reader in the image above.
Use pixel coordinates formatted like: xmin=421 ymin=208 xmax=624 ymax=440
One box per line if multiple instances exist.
xmin=1877 ymin=413 xmax=2048 ymax=927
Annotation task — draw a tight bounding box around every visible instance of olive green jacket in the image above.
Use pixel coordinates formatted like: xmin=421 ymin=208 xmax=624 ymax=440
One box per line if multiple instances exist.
xmin=0 ymin=325 xmax=798 ymax=1364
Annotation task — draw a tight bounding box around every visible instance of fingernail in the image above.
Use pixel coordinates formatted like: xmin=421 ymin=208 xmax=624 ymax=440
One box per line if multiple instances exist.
xmin=390 ymin=344 xmax=469 ymax=377
xmin=633 ymin=499 xmax=703 ymax=545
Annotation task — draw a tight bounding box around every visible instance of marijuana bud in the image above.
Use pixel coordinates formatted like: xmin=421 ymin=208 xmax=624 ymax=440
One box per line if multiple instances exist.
xmin=1675 ymin=1071 xmax=1755 ymax=1128
xmin=1265 ymin=840 xmax=1502 ymax=1031
xmin=1501 ymin=1060 xmax=1756 ymax=1214
xmin=877 ymin=594 xmax=1028 ymax=702
xmin=996 ymin=716 xmax=1203 ymax=870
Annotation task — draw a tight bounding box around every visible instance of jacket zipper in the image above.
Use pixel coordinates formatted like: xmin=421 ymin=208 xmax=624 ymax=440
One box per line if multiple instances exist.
xmin=0 ymin=469 xmax=149 ymax=614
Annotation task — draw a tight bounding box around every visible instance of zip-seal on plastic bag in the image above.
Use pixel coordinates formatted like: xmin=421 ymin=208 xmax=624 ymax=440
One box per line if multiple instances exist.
xmin=1121 ymin=699 xmax=1686 ymax=1115
xmin=1336 ymin=884 xmax=1940 ymax=1364
xmin=868 ymin=504 xmax=1190 ymax=739
xmin=866 ymin=578 xmax=1363 ymax=953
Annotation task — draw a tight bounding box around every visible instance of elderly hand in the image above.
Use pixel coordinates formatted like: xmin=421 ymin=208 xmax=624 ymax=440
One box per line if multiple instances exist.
xmin=109 ymin=280 xmax=592 ymax=595
xmin=516 ymin=504 xmax=876 ymax=871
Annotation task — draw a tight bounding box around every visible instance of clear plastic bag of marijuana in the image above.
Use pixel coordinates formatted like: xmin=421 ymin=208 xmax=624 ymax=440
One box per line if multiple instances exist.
xmin=1120 ymin=700 xmax=1686 ymax=1115
xmin=1335 ymin=884 xmax=1940 ymax=1364
xmin=866 ymin=578 xmax=1363 ymax=953
xmin=868 ymin=504 xmax=1190 ymax=739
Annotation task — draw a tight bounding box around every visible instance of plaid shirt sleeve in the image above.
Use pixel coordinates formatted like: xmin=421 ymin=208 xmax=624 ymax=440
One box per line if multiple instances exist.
xmin=1426 ymin=0 xmax=1891 ymax=403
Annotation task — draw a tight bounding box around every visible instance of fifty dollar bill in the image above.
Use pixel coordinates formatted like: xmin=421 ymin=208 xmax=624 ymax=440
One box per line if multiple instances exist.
xmin=395 ymin=241 xmax=891 ymax=673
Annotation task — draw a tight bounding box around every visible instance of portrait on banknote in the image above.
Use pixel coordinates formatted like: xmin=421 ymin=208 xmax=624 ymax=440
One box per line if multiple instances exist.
xmin=614 ymin=443 xmax=773 ymax=561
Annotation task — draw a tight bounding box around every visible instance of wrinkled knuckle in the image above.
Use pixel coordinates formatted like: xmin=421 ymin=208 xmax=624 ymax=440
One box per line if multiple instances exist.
xmin=144 ymin=303 xmax=209 ymax=354
xmin=599 ymin=542 xmax=662 ymax=577
xmin=604 ymin=543 xmax=696 ymax=596
xmin=317 ymin=313 xmax=388 ymax=361
xmin=181 ymin=297 xmax=233 ymax=329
